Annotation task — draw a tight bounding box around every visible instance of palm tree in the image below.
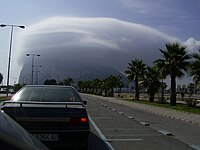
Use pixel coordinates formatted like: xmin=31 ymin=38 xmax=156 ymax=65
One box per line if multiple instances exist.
xmin=44 ymin=79 xmax=57 ymax=85
xmin=93 ymin=78 xmax=103 ymax=95
xmin=125 ymin=59 xmax=147 ymax=100
xmin=77 ymin=80 xmax=84 ymax=92
xmin=106 ymin=75 xmax=122 ymax=97
xmin=85 ymin=80 xmax=93 ymax=94
xmin=190 ymin=50 xmax=200 ymax=84
xmin=142 ymin=66 xmax=162 ymax=102
xmin=64 ymin=77 xmax=74 ymax=86
xmin=117 ymin=77 xmax=124 ymax=97
xmin=154 ymin=42 xmax=191 ymax=106
xmin=102 ymin=78 xmax=110 ymax=96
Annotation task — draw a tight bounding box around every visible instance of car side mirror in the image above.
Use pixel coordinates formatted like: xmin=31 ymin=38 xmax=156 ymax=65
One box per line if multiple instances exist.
xmin=83 ymin=100 xmax=87 ymax=105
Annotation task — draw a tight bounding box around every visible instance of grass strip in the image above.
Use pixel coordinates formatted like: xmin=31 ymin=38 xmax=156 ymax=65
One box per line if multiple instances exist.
xmin=120 ymin=98 xmax=200 ymax=115
xmin=0 ymin=96 xmax=11 ymax=101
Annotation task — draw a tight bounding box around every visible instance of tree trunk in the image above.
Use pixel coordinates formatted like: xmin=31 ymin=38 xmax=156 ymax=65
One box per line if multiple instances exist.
xmin=135 ymin=78 xmax=139 ymax=100
xmin=118 ymin=87 xmax=122 ymax=97
xmin=149 ymin=91 xmax=155 ymax=102
xmin=161 ymin=78 xmax=165 ymax=104
xmin=170 ymin=74 xmax=176 ymax=106
xmin=111 ymin=87 xmax=114 ymax=97
xmin=161 ymin=85 xmax=165 ymax=103
xmin=105 ymin=89 xmax=107 ymax=97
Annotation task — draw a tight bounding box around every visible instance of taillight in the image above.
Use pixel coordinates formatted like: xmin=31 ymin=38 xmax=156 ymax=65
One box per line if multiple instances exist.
xmin=68 ymin=117 xmax=87 ymax=125
xmin=81 ymin=117 xmax=87 ymax=123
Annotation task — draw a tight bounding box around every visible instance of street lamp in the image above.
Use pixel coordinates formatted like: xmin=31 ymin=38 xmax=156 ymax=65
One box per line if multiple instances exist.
xmin=1 ymin=74 xmax=3 ymax=86
xmin=35 ymin=65 xmax=42 ymax=85
xmin=1 ymin=24 xmax=25 ymax=96
xmin=26 ymin=53 xmax=40 ymax=85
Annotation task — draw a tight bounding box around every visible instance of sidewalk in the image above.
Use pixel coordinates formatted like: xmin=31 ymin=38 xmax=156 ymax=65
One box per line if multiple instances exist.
xmin=84 ymin=94 xmax=200 ymax=126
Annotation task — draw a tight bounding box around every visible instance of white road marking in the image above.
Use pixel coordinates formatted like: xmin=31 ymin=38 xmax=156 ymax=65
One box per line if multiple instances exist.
xmin=191 ymin=145 xmax=200 ymax=150
xmin=124 ymin=114 xmax=134 ymax=119
xmin=101 ymin=128 xmax=151 ymax=131
xmin=106 ymin=139 xmax=143 ymax=142
xmin=118 ymin=112 xmax=125 ymax=115
xmin=158 ymin=130 xmax=173 ymax=136
xmin=88 ymin=115 xmax=114 ymax=150
xmin=87 ymin=109 xmax=98 ymax=111
xmin=93 ymin=117 xmax=112 ymax=119
xmin=112 ymin=109 xmax=118 ymax=112
xmin=106 ymin=134 xmax=160 ymax=137
xmin=140 ymin=122 xmax=150 ymax=126
xmin=127 ymin=116 xmax=134 ymax=119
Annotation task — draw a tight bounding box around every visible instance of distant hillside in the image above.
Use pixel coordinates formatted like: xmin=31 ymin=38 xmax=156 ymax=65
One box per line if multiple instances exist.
xmin=19 ymin=60 xmax=127 ymax=85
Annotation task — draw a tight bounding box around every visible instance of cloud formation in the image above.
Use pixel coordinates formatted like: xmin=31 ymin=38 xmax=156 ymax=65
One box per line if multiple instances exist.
xmin=17 ymin=17 xmax=179 ymax=83
xmin=184 ymin=37 xmax=200 ymax=52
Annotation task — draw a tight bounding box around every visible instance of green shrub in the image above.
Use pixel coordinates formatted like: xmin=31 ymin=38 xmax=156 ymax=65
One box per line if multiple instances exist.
xmin=185 ymin=98 xmax=197 ymax=107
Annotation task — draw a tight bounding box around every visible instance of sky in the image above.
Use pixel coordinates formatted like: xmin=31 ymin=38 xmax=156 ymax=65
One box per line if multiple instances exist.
xmin=0 ymin=0 xmax=200 ymax=85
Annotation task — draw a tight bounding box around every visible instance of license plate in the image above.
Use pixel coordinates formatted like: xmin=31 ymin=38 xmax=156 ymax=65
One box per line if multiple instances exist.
xmin=33 ymin=134 xmax=59 ymax=141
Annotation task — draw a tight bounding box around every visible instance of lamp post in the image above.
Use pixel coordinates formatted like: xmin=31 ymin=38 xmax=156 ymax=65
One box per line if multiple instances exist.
xmin=0 ymin=24 xmax=25 ymax=96
xmin=1 ymin=74 xmax=3 ymax=86
xmin=34 ymin=65 xmax=42 ymax=85
xmin=26 ymin=54 xmax=40 ymax=85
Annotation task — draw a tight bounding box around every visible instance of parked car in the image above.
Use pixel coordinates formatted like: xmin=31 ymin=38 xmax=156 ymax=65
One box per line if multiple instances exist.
xmin=1 ymin=85 xmax=90 ymax=149
xmin=0 ymin=109 xmax=49 ymax=150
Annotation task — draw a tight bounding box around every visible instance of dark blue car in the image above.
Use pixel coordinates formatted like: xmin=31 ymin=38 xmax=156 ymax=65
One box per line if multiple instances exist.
xmin=0 ymin=109 xmax=49 ymax=150
xmin=1 ymin=85 xmax=90 ymax=149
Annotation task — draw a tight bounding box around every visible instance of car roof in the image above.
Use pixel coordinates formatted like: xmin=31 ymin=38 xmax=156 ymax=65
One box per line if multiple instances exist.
xmin=24 ymin=85 xmax=75 ymax=89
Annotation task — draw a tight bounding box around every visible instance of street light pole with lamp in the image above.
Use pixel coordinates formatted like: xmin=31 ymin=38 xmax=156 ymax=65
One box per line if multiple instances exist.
xmin=26 ymin=54 xmax=40 ymax=85
xmin=35 ymin=65 xmax=42 ymax=85
xmin=0 ymin=24 xmax=25 ymax=96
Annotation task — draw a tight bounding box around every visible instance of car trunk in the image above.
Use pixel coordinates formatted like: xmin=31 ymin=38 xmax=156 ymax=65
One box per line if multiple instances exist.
xmin=2 ymin=105 xmax=89 ymax=131
xmin=2 ymin=102 xmax=90 ymax=145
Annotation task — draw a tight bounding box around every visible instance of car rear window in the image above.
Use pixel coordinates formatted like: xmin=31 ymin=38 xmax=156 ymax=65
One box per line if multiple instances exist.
xmin=12 ymin=86 xmax=81 ymax=102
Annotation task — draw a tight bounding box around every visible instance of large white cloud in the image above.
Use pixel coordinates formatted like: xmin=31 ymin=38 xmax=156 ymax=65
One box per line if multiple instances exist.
xmin=16 ymin=17 xmax=182 ymax=83
xmin=17 ymin=17 xmax=177 ymax=69
xmin=183 ymin=37 xmax=200 ymax=53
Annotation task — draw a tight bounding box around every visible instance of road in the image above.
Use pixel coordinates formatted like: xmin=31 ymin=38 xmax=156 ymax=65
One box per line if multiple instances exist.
xmin=83 ymin=94 xmax=200 ymax=150
xmin=1 ymin=95 xmax=200 ymax=150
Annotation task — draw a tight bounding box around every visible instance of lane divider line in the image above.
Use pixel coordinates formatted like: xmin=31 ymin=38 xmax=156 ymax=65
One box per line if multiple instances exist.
xmin=118 ymin=112 xmax=125 ymax=115
xmin=106 ymin=139 xmax=143 ymax=142
xmin=158 ymin=130 xmax=174 ymax=136
xmin=191 ymin=145 xmax=200 ymax=150
xmin=88 ymin=115 xmax=114 ymax=150
xmin=140 ymin=122 xmax=150 ymax=126
xmin=126 ymin=116 xmax=134 ymax=119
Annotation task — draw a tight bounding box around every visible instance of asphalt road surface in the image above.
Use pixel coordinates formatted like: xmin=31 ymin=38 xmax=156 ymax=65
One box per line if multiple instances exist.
xmin=1 ymin=95 xmax=199 ymax=150
xmin=83 ymin=94 xmax=199 ymax=150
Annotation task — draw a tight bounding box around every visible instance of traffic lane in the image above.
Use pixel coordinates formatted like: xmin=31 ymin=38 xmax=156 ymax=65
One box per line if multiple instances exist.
xmin=0 ymin=101 xmax=4 ymax=108
xmin=88 ymin=130 xmax=109 ymax=150
xmin=84 ymin=95 xmax=194 ymax=150
xmin=88 ymin=115 xmax=111 ymax=150
xmin=83 ymin=94 xmax=200 ymax=147
xmin=49 ymin=132 xmax=109 ymax=150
